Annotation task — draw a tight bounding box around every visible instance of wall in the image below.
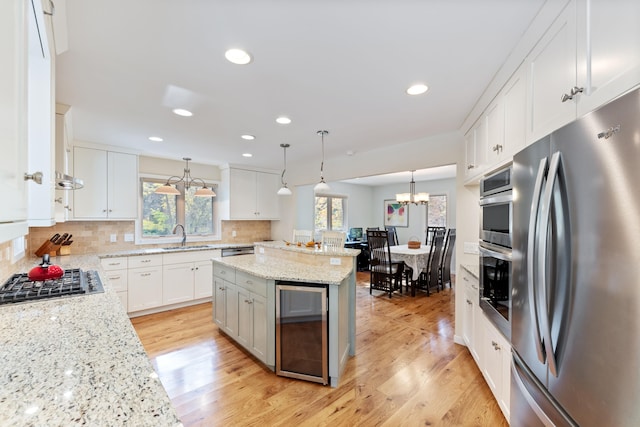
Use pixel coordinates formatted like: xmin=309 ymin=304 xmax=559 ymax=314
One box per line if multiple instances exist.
xmin=272 ymin=131 xmax=464 ymax=241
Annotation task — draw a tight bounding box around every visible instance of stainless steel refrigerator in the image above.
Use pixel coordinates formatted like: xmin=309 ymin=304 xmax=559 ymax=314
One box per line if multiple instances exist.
xmin=511 ymin=87 xmax=640 ymax=426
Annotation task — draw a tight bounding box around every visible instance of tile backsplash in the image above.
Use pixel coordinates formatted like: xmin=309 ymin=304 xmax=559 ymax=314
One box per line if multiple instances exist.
xmin=1 ymin=220 xmax=271 ymax=280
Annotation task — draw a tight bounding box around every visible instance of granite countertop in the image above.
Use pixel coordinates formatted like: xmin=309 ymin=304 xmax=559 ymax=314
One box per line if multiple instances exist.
xmin=214 ymin=254 xmax=354 ymax=285
xmin=256 ymin=240 xmax=360 ymax=257
xmin=461 ymin=263 xmax=479 ymax=279
xmin=101 ymin=242 xmax=256 ymax=258
xmin=0 ymin=254 xmax=181 ymax=426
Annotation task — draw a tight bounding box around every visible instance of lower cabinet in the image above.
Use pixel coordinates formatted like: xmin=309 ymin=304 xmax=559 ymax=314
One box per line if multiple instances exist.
xmin=128 ymin=266 xmax=163 ymax=312
xmin=162 ymin=263 xmax=195 ymax=305
xmin=482 ymin=312 xmax=511 ymax=422
xmin=213 ymin=262 xmax=272 ymax=366
xmin=100 ymin=257 xmax=128 ymax=311
xmin=461 ymin=269 xmax=481 ymax=365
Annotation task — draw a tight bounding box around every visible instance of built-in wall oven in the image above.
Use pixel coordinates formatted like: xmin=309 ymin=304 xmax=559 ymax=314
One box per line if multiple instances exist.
xmin=479 ymin=166 xmax=513 ymax=340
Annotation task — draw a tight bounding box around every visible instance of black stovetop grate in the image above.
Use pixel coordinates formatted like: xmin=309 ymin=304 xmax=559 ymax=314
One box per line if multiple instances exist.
xmin=0 ymin=268 xmax=86 ymax=304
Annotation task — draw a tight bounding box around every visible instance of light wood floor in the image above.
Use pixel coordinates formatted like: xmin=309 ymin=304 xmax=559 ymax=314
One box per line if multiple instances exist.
xmin=131 ymin=272 xmax=508 ymax=426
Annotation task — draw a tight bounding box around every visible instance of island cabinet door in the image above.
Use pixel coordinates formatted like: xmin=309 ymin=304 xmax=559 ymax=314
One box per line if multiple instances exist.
xmin=213 ymin=277 xmax=226 ymax=327
xmin=223 ymin=282 xmax=239 ymax=337
xmin=237 ymin=287 xmax=252 ymax=349
xmin=251 ymin=294 xmax=267 ymax=362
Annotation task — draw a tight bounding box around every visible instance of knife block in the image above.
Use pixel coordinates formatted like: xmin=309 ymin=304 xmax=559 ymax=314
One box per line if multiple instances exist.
xmin=57 ymin=246 xmax=71 ymax=256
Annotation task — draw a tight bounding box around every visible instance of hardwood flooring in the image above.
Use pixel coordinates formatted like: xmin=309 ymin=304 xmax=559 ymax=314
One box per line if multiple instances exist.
xmin=131 ymin=272 xmax=508 ymax=426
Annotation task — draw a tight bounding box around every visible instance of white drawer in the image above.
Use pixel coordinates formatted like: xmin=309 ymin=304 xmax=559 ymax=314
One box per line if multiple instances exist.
xmin=128 ymin=254 xmax=163 ymax=268
xmin=101 ymin=257 xmax=128 ymax=271
xmin=213 ymin=263 xmax=235 ymax=281
xmin=104 ymin=270 xmax=128 ymax=292
xmin=235 ymin=270 xmax=267 ymax=298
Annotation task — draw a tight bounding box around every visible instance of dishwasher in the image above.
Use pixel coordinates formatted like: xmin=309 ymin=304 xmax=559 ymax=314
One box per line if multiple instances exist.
xmin=221 ymin=246 xmax=255 ymax=257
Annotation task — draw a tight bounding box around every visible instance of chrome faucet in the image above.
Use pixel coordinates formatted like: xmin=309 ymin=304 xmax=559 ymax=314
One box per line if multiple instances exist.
xmin=172 ymin=224 xmax=186 ymax=246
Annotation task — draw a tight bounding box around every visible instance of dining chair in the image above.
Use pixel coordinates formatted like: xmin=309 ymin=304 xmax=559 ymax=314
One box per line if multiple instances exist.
xmin=366 ymin=230 xmax=404 ymax=297
xmin=321 ymin=230 xmax=346 ymax=251
xmin=425 ymin=226 xmax=446 ymax=245
xmin=439 ymin=228 xmax=456 ymax=288
xmin=417 ymin=229 xmax=446 ymax=296
xmin=384 ymin=226 xmax=399 ymax=246
xmin=292 ymin=229 xmax=313 ymax=244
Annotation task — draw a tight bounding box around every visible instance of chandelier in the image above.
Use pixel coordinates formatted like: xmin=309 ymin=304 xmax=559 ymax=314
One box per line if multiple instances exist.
xmin=396 ymin=170 xmax=429 ymax=205
xmin=155 ymin=157 xmax=216 ymax=197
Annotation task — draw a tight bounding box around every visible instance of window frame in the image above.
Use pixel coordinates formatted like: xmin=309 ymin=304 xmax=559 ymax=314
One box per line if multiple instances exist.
xmin=313 ymin=194 xmax=348 ymax=237
xmin=136 ymin=173 xmax=221 ymax=245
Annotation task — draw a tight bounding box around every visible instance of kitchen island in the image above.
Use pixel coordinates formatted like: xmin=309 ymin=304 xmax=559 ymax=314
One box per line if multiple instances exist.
xmin=212 ymin=241 xmax=359 ymax=387
xmin=0 ymin=254 xmax=181 ymax=427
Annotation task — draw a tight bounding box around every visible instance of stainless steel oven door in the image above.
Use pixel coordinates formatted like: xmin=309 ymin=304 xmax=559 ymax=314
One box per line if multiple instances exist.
xmin=479 ymin=191 xmax=513 ymax=248
xmin=479 ymin=242 xmax=512 ymax=340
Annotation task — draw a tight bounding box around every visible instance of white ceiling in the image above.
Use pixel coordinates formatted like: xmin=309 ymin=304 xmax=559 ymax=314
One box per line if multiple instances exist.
xmin=55 ymin=0 xmax=545 ymax=178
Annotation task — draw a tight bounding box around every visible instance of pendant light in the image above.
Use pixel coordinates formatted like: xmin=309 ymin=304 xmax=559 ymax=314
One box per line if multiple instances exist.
xmin=314 ymin=130 xmax=331 ymax=194
xmin=155 ymin=157 xmax=216 ymax=197
xmin=277 ymin=143 xmax=292 ymax=196
xmin=396 ymin=170 xmax=429 ymax=205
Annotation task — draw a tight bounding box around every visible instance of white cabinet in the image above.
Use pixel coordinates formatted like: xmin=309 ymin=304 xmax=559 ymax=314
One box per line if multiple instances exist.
xmin=101 ymin=257 xmax=128 ymax=311
xmin=54 ymin=105 xmax=74 ymax=223
xmin=162 ymin=263 xmax=195 ymax=305
xmin=482 ymin=314 xmax=511 ymax=422
xmin=26 ymin=0 xmax=55 ymax=228
xmin=464 ymin=117 xmax=488 ymax=182
xmin=0 ymin=1 xmax=28 ymax=243
xmin=228 ymin=168 xmax=280 ymax=220
xmin=162 ymin=249 xmax=219 ymax=305
xmin=576 ymin=0 xmax=640 ymax=116
xmin=501 ymin=67 xmax=527 ymax=158
xmin=127 ymin=254 xmax=163 ymax=312
xmin=73 ymin=147 xmax=137 ymax=219
xmin=213 ymin=263 xmax=269 ymax=364
xmin=526 ymin=0 xmax=577 ymax=143
xmin=461 ymin=268 xmax=481 ymax=365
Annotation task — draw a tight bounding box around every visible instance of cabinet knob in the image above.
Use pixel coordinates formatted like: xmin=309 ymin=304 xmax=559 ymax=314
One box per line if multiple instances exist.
xmin=466 ymin=299 xmax=472 ymax=305
xmin=218 ymin=286 xmax=225 ymax=291
xmin=103 ymin=209 xmax=107 ymax=212
xmin=24 ymin=172 xmax=43 ymax=185
xmin=492 ymin=340 xmax=500 ymax=350
xmin=467 ymin=164 xmax=475 ymax=170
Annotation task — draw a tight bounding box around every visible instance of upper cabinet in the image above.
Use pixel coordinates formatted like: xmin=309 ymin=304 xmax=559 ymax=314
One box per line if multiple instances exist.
xmin=526 ymin=0 xmax=640 ymax=143
xmin=575 ymin=0 xmax=640 ymax=116
xmin=525 ymin=0 xmax=577 ymax=143
xmin=221 ymin=167 xmax=280 ymax=220
xmin=464 ymin=118 xmax=488 ymax=181
xmin=73 ymin=147 xmax=138 ymax=220
xmin=27 ymin=0 xmax=55 ymax=227
xmin=0 ymin=1 xmax=28 ymax=240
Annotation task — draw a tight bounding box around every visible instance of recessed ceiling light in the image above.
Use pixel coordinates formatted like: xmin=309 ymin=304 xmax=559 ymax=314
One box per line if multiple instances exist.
xmin=242 ymin=153 xmax=253 ymax=158
xmin=225 ymin=48 xmax=252 ymax=65
xmin=276 ymin=116 xmax=291 ymax=125
xmin=406 ymin=84 xmax=429 ymax=95
xmin=241 ymin=134 xmax=255 ymax=140
xmin=148 ymin=136 xmax=163 ymax=142
xmin=172 ymin=108 xmax=193 ymax=117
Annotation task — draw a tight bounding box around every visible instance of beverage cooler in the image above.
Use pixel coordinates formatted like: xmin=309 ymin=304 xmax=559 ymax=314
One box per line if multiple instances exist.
xmin=275 ymin=281 xmax=328 ymax=385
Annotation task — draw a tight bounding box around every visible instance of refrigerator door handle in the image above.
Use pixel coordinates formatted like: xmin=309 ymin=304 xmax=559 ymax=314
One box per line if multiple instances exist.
xmin=528 ymin=157 xmax=548 ymax=363
xmin=538 ymin=151 xmax=563 ymax=377
xmin=512 ymin=354 xmax=556 ymax=427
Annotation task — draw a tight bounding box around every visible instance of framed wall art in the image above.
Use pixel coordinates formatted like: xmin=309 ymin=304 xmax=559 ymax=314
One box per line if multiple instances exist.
xmin=383 ymin=200 xmax=408 ymax=227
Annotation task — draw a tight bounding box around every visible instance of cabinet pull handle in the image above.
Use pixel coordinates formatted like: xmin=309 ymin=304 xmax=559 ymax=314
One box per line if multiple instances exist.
xmin=141 ymin=259 xmax=151 ymax=263
xmin=463 ymin=277 xmax=469 ymax=281
xmin=24 ymin=172 xmax=43 ymax=184
xmin=467 ymin=164 xmax=474 ymax=170
xmin=141 ymin=273 xmax=151 ymax=277
xmin=466 ymin=299 xmax=472 ymax=305
xmin=219 ymin=286 xmax=225 ymax=291
xmin=561 ymin=86 xmax=584 ymax=102
xmin=246 ymin=280 xmax=253 ymax=284
xmin=492 ymin=340 xmax=500 ymax=350
xmin=109 ymin=275 xmax=121 ymax=280
xmin=108 ymin=262 xmax=121 ymax=266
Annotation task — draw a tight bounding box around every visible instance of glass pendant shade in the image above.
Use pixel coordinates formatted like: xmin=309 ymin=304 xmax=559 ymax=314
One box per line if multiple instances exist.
xmin=194 ymin=187 xmax=216 ymax=197
xmin=314 ymin=130 xmax=331 ymax=194
xmin=277 ymin=186 xmax=292 ymax=196
xmin=155 ymin=183 xmax=181 ymax=195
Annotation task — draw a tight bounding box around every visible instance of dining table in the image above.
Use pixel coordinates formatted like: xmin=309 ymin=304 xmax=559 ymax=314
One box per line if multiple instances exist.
xmin=389 ymin=244 xmax=432 ymax=296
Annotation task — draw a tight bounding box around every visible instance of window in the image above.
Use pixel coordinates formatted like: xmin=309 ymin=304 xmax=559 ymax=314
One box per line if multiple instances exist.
xmin=314 ymin=196 xmax=346 ymax=233
xmin=427 ymin=194 xmax=447 ymax=227
xmin=140 ymin=177 xmax=216 ymax=239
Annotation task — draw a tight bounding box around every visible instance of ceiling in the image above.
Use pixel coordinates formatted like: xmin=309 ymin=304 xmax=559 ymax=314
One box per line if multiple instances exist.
xmin=55 ymin=0 xmax=545 ymax=177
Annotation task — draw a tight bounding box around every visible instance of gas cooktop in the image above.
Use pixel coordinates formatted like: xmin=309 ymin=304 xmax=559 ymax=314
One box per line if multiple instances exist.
xmin=0 ymin=268 xmax=104 ymax=305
